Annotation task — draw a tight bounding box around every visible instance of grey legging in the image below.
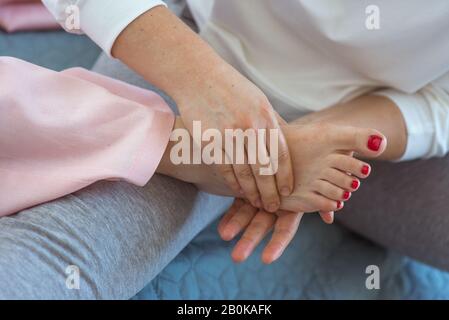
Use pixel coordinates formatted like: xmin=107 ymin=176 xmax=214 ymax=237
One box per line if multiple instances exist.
xmin=0 ymin=54 xmax=448 ymax=299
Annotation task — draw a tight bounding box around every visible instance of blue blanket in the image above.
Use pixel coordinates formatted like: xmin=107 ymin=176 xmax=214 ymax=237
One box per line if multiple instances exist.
xmin=135 ymin=215 xmax=449 ymax=300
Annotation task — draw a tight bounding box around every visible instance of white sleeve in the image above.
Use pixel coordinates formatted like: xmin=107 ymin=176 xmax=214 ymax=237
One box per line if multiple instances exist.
xmin=375 ymin=73 xmax=449 ymax=161
xmin=42 ymin=0 xmax=167 ymax=56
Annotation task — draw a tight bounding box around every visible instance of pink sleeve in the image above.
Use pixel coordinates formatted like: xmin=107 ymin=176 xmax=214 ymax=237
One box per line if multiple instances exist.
xmin=0 ymin=57 xmax=175 ymax=216
xmin=0 ymin=2 xmax=60 ymax=33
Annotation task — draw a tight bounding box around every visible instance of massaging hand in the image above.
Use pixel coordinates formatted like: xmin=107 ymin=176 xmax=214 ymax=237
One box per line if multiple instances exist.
xmin=162 ymin=118 xmax=386 ymax=262
xmin=175 ymin=62 xmax=294 ymax=213
xmin=112 ymin=6 xmax=294 ymax=213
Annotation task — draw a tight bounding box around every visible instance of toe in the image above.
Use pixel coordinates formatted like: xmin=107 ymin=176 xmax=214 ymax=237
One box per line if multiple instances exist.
xmin=313 ymin=180 xmax=350 ymax=201
xmin=332 ymin=126 xmax=387 ymax=158
xmin=306 ymin=192 xmax=344 ymax=212
xmin=328 ymin=154 xmax=372 ymax=179
xmin=322 ymin=168 xmax=361 ymax=191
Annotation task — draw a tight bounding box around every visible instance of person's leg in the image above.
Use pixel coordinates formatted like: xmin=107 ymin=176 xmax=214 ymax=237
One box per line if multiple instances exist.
xmin=0 ymin=42 xmax=233 ymax=298
xmin=0 ymin=176 xmax=232 ymax=299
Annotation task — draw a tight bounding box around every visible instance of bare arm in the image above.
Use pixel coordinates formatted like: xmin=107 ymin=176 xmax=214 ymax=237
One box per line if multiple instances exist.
xmin=112 ymin=6 xmax=295 ymax=213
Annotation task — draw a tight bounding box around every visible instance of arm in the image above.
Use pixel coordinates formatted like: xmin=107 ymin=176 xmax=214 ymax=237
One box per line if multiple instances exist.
xmin=0 ymin=57 xmax=174 ymax=216
xmin=43 ymin=0 xmax=294 ymax=213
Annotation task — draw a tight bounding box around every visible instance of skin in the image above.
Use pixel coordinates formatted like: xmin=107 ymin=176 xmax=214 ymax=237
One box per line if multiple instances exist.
xmin=157 ymin=100 xmax=392 ymax=262
xmin=112 ymin=6 xmax=408 ymax=264
xmin=220 ymin=95 xmax=408 ymax=264
xmin=112 ymin=6 xmax=294 ymax=213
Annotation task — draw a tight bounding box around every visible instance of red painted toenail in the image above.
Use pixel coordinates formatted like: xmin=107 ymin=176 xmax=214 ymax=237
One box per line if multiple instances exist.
xmin=336 ymin=201 xmax=342 ymax=209
xmin=361 ymin=165 xmax=370 ymax=175
xmin=351 ymin=180 xmax=359 ymax=190
xmin=343 ymin=191 xmax=351 ymax=200
xmin=367 ymin=135 xmax=383 ymax=151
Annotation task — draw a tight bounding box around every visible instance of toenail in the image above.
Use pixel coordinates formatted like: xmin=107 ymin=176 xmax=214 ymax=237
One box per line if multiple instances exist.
xmin=367 ymin=135 xmax=383 ymax=151
xmin=351 ymin=180 xmax=360 ymax=190
xmin=336 ymin=201 xmax=343 ymax=209
xmin=361 ymin=165 xmax=370 ymax=176
xmin=343 ymin=191 xmax=351 ymax=200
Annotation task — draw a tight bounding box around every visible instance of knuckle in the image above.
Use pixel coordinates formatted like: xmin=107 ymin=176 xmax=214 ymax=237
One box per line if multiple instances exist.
xmin=276 ymin=148 xmax=290 ymax=163
xmin=220 ymin=165 xmax=235 ymax=176
xmin=237 ymin=166 xmax=254 ymax=180
xmin=256 ymin=173 xmax=273 ymax=183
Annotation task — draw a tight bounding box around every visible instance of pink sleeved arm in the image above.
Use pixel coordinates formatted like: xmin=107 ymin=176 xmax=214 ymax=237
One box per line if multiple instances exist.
xmin=0 ymin=1 xmax=60 ymax=33
xmin=0 ymin=57 xmax=175 ymax=216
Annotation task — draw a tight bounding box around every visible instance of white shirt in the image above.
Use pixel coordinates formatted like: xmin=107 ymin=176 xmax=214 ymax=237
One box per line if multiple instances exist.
xmin=43 ymin=0 xmax=449 ymax=161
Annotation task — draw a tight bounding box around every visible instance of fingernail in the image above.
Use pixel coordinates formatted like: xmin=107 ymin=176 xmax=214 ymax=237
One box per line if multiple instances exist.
xmin=336 ymin=201 xmax=343 ymax=209
xmin=343 ymin=191 xmax=351 ymax=200
xmin=267 ymin=203 xmax=279 ymax=212
xmin=351 ymin=180 xmax=360 ymax=190
xmin=255 ymin=198 xmax=262 ymax=208
xmin=361 ymin=165 xmax=370 ymax=176
xmin=281 ymin=187 xmax=291 ymax=196
xmin=367 ymin=135 xmax=383 ymax=152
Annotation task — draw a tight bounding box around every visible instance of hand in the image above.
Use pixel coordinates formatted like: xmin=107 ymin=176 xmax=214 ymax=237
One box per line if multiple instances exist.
xmin=175 ymin=61 xmax=294 ymax=213
xmin=112 ymin=6 xmax=294 ymax=213
xmin=217 ymin=199 xmax=303 ymax=264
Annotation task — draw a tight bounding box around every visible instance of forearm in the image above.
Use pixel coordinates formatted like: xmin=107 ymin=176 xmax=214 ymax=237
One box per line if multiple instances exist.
xmin=291 ymin=95 xmax=408 ymax=161
xmin=112 ymin=6 xmax=227 ymax=105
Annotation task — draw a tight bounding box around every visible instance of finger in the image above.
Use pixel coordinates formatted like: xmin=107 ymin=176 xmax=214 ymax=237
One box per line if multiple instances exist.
xmin=222 ymin=201 xmax=258 ymax=241
xmin=261 ymin=211 xmax=303 ymax=264
xmin=274 ymin=112 xmax=288 ymax=126
xmin=232 ymin=149 xmax=262 ymax=208
xmin=231 ymin=210 xmax=276 ymax=263
xmin=217 ymin=198 xmax=245 ymax=238
xmin=218 ymin=149 xmax=242 ymax=195
xmin=319 ymin=211 xmax=334 ymax=224
xmin=267 ymin=122 xmax=294 ymax=197
xmin=248 ymin=130 xmax=281 ymax=212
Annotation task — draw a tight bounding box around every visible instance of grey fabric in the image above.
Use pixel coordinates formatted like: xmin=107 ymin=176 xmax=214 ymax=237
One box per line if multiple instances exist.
xmin=0 ymin=178 xmax=232 ymax=299
xmin=338 ymin=158 xmax=449 ymax=272
xmin=0 ymin=52 xmax=233 ymax=299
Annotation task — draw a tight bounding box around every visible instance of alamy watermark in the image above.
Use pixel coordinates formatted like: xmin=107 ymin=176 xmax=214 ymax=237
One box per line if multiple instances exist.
xmin=170 ymin=121 xmax=279 ymax=175
xmin=65 ymin=5 xmax=80 ymax=31
xmin=365 ymin=5 xmax=380 ymax=30
xmin=365 ymin=265 xmax=380 ymax=290
xmin=65 ymin=265 xmax=80 ymax=290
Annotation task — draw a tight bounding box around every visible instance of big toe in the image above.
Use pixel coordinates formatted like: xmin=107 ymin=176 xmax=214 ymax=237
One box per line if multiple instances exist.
xmin=332 ymin=126 xmax=387 ymax=158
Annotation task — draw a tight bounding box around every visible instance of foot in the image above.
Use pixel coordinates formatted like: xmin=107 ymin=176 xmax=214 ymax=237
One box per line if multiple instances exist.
xmin=280 ymin=122 xmax=386 ymax=213
xmin=159 ymin=119 xmax=387 ymax=214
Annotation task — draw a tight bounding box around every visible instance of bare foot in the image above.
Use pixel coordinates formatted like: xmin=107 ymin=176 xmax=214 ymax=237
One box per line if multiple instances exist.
xmin=280 ymin=122 xmax=386 ymax=213
xmin=159 ymin=119 xmax=386 ymax=214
